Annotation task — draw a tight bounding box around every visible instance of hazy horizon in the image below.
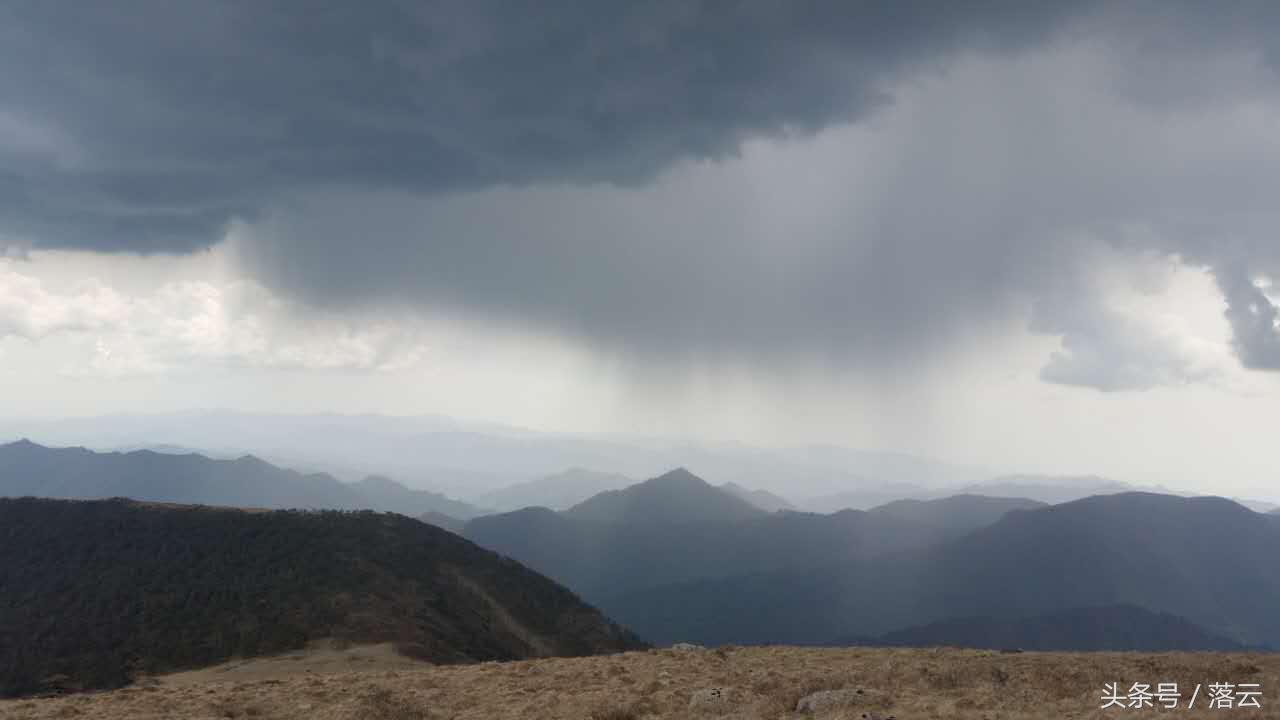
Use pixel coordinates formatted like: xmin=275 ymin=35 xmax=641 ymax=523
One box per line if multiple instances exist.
xmin=4 ymin=2 xmax=1280 ymax=501
xmin=2 ymin=409 xmax=1276 ymax=505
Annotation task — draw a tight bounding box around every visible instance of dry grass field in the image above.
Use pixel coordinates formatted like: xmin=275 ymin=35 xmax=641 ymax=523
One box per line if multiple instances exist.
xmin=2 ymin=644 xmax=1276 ymax=720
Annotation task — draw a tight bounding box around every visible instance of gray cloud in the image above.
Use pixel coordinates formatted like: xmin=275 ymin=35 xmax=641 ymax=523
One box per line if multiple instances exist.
xmin=0 ymin=0 xmax=1090 ymax=252
xmin=1215 ymin=265 xmax=1280 ymax=370
xmin=6 ymin=1 xmax=1280 ymax=388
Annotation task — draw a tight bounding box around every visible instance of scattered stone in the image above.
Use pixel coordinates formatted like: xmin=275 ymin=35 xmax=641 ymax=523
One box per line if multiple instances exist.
xmin=688 ymin=687 xmax=732 ymax=710
xmin=795 ymin=688 xmax=866 ymax=713
xmin=670 ymin=642 xmax=704 ymax=651
xmin=861 ymin=714 xmax=896 ymax=720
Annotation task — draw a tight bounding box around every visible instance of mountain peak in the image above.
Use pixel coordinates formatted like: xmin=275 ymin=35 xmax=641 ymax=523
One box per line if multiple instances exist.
xmin=1 ymin=438 xmax=91 ymax=455
xmin=649 ymin=467 xmax=703 ymax=486
xmin=233 ymin=453 xmax=270 ymax=466
xmin=564 ymin=468 xmax=764 ymax=525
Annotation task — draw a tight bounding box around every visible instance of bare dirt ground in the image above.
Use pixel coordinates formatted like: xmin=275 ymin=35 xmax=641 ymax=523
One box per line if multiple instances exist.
xmin=2 ymin=644 xmax=1276 ymax=719
xmin=157 ymin=642 xmax=426 ymax=686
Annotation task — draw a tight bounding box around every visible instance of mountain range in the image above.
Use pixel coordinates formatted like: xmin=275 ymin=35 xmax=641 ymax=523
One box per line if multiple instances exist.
xmin=459 ymin=469 xmax=1280 ymax=651
xmin=0 ymin=497 xmax=643 ymax=697
xmin=476 ymin=468 xmax=635 ymax=511
xmin=464 ymin=470 xmax=1056 ymax=613
xmin=719 ymin=481 xmax=796 ymax=512
xmin=0 ymin=412 xmax=1004 ymax=501
xmin=600 ymin=492 xmax=1280 ymax=648
xmin=7 ymin=433 xmax=1278 ymax=676
xmin=799 ymin=475 xmax=1168 ymax=512
xmin=0 ymin=439 xmax=484 ymax=518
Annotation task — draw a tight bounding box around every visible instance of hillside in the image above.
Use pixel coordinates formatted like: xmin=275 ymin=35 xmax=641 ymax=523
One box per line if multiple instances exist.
xmin=602 ymin=493 xmax=1280 ymax=647
xmin=0 ymin=498 xmax=644 ymax=697
xmin=0 ymin=440 xmax=482 ymax=517
xmin=477 ymin=468 xmax=634 ymax=511
xmin=867 ymin=604 xmax=1250 ymax=652
xmin=3 ymin=645 xmax=1276 ymax=720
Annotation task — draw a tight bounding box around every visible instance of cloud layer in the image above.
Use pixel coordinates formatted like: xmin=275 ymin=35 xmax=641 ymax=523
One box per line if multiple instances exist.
xmin=2 ymin=2 xmax=1280 ymax=389
xmin=0 ymin=260 xmax=425 ymax=376
xmin=0 ymin=0 xmax=1088 ymax=252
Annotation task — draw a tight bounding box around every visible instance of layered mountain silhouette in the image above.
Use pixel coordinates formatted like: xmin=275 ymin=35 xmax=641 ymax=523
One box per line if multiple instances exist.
xmin=800 ymin=475 xmax=1152 ymax=512
xmin=0 ymin=497 xmax=644 ymax=697
xmin=866 ymin=494 xmax=1046 ymax=536
xmin=464 ymin=469 xmax=1042 ymax=611
xmin=800 ymin=481 xmax=934 ymax=512
xmin=955 ymin=475 xmax=1157 ymax=505
xmin=719 ymin=482 xmax=795 ymax=512
xmin=419 ymin=510 xmax=467 ymax=534
xmin=478 ymin=468 xmax=635 ymax=511
xmin=849 ymin=605 xmax=1250 ymax=652
xmin=0 ymin=440 xmax=482 ymax=517
xmin=601 ymin=493 xmax=1280 ymax=648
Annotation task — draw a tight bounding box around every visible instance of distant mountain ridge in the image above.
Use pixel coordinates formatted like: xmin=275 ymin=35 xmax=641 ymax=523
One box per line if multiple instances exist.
xmin=0 ymin=411 xmax=1002 ymax=500
xmin=601 ymin=493 xmax=1280 ymax=648
xmin=719 ymin=482 xmax=795 ymax=512
xmin=0 ymin=440 xmax=483 ymax=518
xmin=464 ymin=469 xmax=1047 ymax=621
xmin=956 ymin=475 xmax=1151 ymax=505
xmin=477 ymin=468 xmax=635 ymax=511
xmin=865 ymin=494 xmax=1047 ymax=536
xmin=0 ymin=497 xmax=645 ymax=698
xmin=419 ymin=511 xmax=466 ymax=534
xmin=349 ymin=474 xmax=483 ymax=518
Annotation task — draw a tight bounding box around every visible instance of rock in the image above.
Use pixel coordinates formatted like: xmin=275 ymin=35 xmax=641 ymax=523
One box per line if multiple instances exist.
xmin=688 ymin=687 xmax=732 ymax=710
xmin=861 ymin=714 xmax=896 ymax=720
xmin=795 ymin=688 xmax=865 ymax=713
xmin=670 ymin=642 xmax=704 ymax=651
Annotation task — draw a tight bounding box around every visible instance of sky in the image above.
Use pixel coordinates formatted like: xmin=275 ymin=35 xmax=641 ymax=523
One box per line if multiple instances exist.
xmin=2 ymin=2 xmax=1279 ymax=497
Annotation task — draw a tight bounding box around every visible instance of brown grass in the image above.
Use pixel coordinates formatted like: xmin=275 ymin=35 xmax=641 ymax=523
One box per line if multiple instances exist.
xmin=2 ymin=645 xmax=1277 ymax=719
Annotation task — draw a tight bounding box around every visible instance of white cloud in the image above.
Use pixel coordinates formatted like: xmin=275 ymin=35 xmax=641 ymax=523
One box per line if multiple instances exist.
xmin=0 ymin=258 xmax=427 ymax=377
xmin=0 ymin=263 xmax=128 ymax=339
xmin=1030 ymin=248 xmax=1236 ymax=392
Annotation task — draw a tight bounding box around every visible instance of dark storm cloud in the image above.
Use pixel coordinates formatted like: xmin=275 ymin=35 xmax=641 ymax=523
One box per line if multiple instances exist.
xmin=5 ymin=0 xmax=1280 ymax=385
xmin=0 ymin=0 xmax=1091 ymax=252
xmin=1215 ymin=265 xmax=1280 ymax=370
